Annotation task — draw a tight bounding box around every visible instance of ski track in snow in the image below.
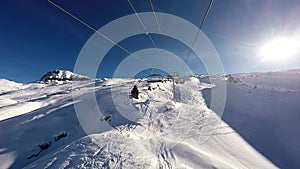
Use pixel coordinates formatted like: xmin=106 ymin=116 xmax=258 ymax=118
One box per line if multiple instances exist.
xmin=0 ymin=74 xmax=281 ymax=169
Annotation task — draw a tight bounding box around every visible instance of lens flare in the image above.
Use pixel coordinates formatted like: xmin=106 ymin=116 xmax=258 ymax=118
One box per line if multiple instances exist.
xmin=259 ymin=37 xmax=299 ymax=62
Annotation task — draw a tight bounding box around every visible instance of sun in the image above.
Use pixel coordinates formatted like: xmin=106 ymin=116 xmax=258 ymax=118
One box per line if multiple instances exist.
xmin=259 ymin=37 xmax=299 ymax=62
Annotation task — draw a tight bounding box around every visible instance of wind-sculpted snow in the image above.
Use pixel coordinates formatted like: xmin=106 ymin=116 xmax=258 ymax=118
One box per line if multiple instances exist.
xmin=0 ymin=74 xmax=277 ymax=168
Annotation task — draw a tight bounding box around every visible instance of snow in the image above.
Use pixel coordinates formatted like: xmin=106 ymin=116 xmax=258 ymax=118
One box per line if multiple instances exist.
xmin=0 ymin=70 xmax=282 ymax=168
xmin=0 ymin=149 xmax=16 ymax=169
xmin=0 ymin=101 xmax=45 ymax=121
xmin=39 ymin=69 xmax=90 ymax=82
xmin=0 ymin=78 xmax=22 ymax=93
xmin=201 ymin=69 xmax=300 ymax=169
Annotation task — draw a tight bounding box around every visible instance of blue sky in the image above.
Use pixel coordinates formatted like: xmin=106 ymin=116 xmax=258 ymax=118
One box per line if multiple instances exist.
xmin=1 ymin=0 xmax=300 ymax=82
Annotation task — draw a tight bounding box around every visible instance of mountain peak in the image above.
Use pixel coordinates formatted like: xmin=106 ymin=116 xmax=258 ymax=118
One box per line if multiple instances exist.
xmin=39 ymin=69 xmax=90 ymax=82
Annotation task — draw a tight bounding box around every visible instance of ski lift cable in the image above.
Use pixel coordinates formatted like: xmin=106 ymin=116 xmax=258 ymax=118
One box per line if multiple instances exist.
xmin=48 ymin=0 xmax=155 ymax=69
xmin=127 ymin=0 xmax=169 ymax=75
xmin=148 ymin=0 xmax=182 ymax=99
xmin=127 ymin=0 xmax=166 ymax=62
xmin=148 ymin=0 xmax=170 ymax=75
xmin=182 ymin=0 xmax=214 ymax=69
xmin=127 ymin=0 xmax=149 ymax=34
xmin=149 ymin=0 xmax=161 ymax=31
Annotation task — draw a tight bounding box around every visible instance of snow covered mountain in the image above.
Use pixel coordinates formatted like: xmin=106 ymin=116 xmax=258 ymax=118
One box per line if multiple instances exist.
xmin=0 ymin=70 xmax=288 ymax=168
xmin=39 ymin=70 xmax=90 ymax=82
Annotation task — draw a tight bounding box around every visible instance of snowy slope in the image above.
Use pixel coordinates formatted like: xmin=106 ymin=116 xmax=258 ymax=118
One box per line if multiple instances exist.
xmin=201 ymin=69 xmax=300 ymax=169
xmin=0 ymin=79 xmax=24 ymax=109
xmin=0 ymin=79 xmax=22 ymax=93
xmin=0 ymin=72 xmax=277 ymax=168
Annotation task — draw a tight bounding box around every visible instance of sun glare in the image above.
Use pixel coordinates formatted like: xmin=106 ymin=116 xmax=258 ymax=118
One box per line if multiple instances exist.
xmin=259 ymin=37 xmax=299 ymax=62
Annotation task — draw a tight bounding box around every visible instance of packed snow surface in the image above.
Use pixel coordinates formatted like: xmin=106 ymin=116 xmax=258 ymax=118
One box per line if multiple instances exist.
xmin=0 ymin=71 xmax=282 ymax=169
